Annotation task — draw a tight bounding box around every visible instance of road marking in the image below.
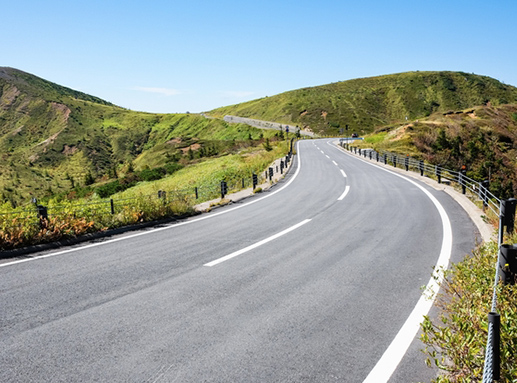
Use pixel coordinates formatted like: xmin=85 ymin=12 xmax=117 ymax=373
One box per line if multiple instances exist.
xmin=204 ymin=219 xmax=312 ymax=267
xmin=350 ymin=153 xmax=454 ymax=383
xmin=0 ymin=143 xmax=305 ymax=269
xmin=337 ymin=186 xmax=350 ymax=201
xmin=340 ymin=169 xmax=347 ymax=178
xmin=325 ymin=155 xmax=330 ymax=159
xmin=332 ymin=160 xmax=338 ymax=166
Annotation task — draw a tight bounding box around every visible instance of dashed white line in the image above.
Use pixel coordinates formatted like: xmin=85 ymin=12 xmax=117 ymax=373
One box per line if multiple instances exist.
xmin=204 ymin=219 xmax=312 ymax=267
xmin=337 ymin=186 xmax=350 ymax=201
xmin=325 ymin=155 xmax=330 ymax=159
xmin=332 ymin=161 xmax=338 ymax=166
xmin=340 ymin=169 xmax=347 ymax=178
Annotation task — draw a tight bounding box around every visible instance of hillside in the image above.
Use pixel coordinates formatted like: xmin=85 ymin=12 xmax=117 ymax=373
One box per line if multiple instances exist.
xmin=357 ymin=103 xmax=517 ymax=198
xmin=0 ymin=67 xmax=278 ymax=205
xmin=210 ymin=71 xmax=517 ymax=135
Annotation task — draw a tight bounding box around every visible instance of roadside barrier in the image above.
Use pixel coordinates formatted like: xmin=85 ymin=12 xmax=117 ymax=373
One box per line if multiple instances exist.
xmin=340 ymin=139 xmax=516 ymax=382
xmin=0 ymin=153 xmax=294 ymax=251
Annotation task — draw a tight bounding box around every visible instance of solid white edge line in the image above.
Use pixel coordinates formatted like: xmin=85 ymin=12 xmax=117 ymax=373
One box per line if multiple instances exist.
xmin=1 ymin=142 xmax=305 ymax=269
xmin=340 ymin=169 xmax=347 ymax=178
xmin=355 ymin=155 xmax=453 ymax=383
xmin=337 ymin=186 xmax=350 ymax=201
xmin=204 ymin=219 xmax=312 ymax=267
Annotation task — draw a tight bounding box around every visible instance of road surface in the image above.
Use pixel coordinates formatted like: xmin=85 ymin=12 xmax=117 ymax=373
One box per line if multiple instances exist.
xmin=0 ymin=139 xmax=479 ymax=382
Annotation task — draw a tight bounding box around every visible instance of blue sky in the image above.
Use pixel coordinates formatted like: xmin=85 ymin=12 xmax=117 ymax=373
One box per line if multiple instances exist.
xmin=3 ymin=0 xmax=517 ymax=113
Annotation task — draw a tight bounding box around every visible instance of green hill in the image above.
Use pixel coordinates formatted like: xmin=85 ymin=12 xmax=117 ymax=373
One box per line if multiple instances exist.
xmin=355 ymin=103 xmax=517 ymax=198
xmin=210 ymin=71 xmax=517 ymax=135
xmin=0 ymin=67 xmax=277 ymax=205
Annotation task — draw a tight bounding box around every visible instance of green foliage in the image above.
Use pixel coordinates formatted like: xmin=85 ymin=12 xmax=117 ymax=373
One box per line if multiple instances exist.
xmin=263 ymin=138 xmax=273 ymax=151
xmin=421 ymin=239 xmax=517 ymax=382
xmin=0 ymin=67 xmax=278 ymax=204
xmin=210 ymin=71 xmax=517 ymax=135
xmin=95 ymin=163 xmax=184 ymax=198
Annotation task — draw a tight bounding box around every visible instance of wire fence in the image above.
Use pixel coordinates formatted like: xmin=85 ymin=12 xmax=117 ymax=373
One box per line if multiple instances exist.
xmin=339 ymin=140 xmax=501 ymax=216
xmin=0 ymin=153 xmax=294 ymax=251
xmin=339 ymin=139 xmax=515 ymax=382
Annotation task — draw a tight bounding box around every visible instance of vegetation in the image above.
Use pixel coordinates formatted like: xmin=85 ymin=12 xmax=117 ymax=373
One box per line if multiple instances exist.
xmin=421 ymin=235 xmax=517 ymax=382
xmin=210 ymin=71 xmax=517 ymax=136
xmin=353 ymin=103 xmax=517 ymax=199
xmin=0 ymin=67 xmax=283 ymax=206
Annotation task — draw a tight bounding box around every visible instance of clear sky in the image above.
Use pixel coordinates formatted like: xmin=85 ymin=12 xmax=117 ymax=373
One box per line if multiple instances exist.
xmin=3 ymin=0 xmax=516 ymax=113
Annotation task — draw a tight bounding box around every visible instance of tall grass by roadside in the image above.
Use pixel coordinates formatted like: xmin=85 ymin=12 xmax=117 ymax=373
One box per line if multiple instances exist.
xmin=421 ymin=235 xmax=517 ymax=382
xmin=0 ymin=143 xmax=290 ymax=251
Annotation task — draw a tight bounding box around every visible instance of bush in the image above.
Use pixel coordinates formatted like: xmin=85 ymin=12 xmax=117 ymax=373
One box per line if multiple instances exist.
xmin=421 ymin=239 xmax=517 ymax=382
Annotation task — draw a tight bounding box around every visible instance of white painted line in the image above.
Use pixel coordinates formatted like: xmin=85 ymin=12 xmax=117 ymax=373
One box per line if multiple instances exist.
xmin=337 ymin=186 xmax=350 ymax=201
xmin=0 ymin=143 xmax=305 ymax=269
xmin=332 ymin=161 xmax=338 ymax=166
xmin=361 ymin=162 xmax=453 ymax=383
xmin=204 ymin=219 xmax=312 ymax=267
xmin=325 ymin=155 xmax=330 ymax=159
xmin=340 ymin=169 xmax=347 ymax=178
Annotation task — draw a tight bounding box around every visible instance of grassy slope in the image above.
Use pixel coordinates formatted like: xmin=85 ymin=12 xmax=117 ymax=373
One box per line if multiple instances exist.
xmin=357 ymin=103 xmax=517 ymax=198
xmin=0 ymin=68 xmax=278 ymax=205
xmin=210 ymin=71 xmax=517 ymax=135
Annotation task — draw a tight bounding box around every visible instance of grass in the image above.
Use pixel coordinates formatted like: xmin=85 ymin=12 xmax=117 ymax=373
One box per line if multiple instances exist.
xmin=421 ymin=234 xmax=517 ymax=382
xmin=0 ymin=140 xmax=290 ymax=251
xmin=210 ymin=71 xmax=517 ymax=136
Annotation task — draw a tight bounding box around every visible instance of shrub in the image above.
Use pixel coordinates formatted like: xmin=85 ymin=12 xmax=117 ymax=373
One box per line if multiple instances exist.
xmin=421 ymin=240 xmax=517 ymax=382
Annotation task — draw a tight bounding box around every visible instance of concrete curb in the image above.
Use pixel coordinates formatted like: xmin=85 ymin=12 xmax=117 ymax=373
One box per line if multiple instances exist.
xmin=333 ymin=140 xmax=496 ymax=243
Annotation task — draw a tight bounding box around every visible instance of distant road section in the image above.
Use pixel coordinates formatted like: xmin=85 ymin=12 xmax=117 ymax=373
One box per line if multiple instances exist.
xmin=223 ymin=115 xmax=315 ymax=137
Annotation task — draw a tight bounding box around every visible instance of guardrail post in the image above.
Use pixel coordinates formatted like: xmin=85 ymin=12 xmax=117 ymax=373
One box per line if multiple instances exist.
xmin=268 ymin=167 xmax=273 ymax=181
xmin=500 ymin=244 xmax=517 ymax=284
xmin=393 ymin=155 xmax=397 ymax=167
xmin=460 ymin=166 xmax=467 ymax=194
xmin=436 ymin=165 xmax=442 ymax=184
xmin=280 ymin=160 xmax=284 ymax=174
xmin=376 ymin=152 xmax=379 ymax=162
xmin=405 ymin=155 xmax=409 ymax=171
xmin=383 ymin=154 xmax=387 ymax=164
xmin=36 ymin=205 xmax=48 ymax=228
xmin=110 ymin=198 xmax=115 ymax=214
xmin=195 ymin=187 xmax=199 ymax=199
xmin=419 ymin=160 xmax=424 ymax=176
xmin=220 ymin=181 xmax=228 ymax=199
xmin=252 ymin=173 xmax=258 ymax=190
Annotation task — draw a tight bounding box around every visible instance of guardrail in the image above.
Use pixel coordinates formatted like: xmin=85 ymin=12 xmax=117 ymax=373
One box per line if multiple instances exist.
xmin=0 ymin=153 xmax=294 ymax=251
xmin=339 ymin=139 xmax=516 ymax=382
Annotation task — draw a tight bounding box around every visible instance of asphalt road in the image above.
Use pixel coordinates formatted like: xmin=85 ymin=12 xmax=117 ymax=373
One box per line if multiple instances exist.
xmin=0 ymin=139 xmax=479 ymax=382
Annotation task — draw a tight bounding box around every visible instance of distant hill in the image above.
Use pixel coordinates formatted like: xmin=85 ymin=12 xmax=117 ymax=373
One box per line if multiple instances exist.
xmin=210 ymin=71 xmax=517 ymax=135
xmin=0 ymin=67 xmax=274 ymax=204
xmin=357 ymin=103 xmax=517 ymax=198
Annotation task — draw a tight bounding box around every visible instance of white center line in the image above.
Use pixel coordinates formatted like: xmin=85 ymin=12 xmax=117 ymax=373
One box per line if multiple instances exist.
xmin=340 ymin=169 xmax=347 ymax=178
xmin=332 ymin=160 xmax=338 ymax=166
xmin=204 ymin=219 xmax=312 ymax=267
xmin=325 ymin=155 xmax=330 ymax=159
xmin=337 ymin=186 xmax=350 ymax=201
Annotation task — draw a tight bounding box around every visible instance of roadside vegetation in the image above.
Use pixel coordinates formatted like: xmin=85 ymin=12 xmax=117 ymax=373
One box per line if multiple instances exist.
xmin=0 ymin=139 xmax=291 ymax=251
xmin=421 ymin=234 xmax=517 ymax=382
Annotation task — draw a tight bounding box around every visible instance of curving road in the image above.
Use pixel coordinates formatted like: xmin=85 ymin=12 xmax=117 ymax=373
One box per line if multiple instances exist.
xmin=0 ymin=139 xmax=479 ymax=382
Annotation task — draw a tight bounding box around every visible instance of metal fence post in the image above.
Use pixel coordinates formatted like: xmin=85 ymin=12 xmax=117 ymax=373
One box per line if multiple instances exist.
xmin=419 ymin=160 xmax=424 ymax=176
xmin=436 ymin=165 xmax=442 ymax=184
xmin=110 ymin=198 xmax=115 ymax=214
xmin=195 ymin=187 xmax=198 ymax=199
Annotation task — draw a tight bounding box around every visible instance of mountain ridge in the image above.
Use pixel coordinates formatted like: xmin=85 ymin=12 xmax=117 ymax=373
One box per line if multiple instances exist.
xmin=210 ymin=71 xmax=517 ymax=135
